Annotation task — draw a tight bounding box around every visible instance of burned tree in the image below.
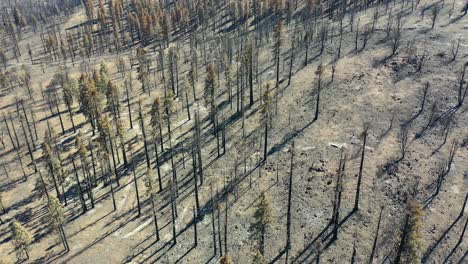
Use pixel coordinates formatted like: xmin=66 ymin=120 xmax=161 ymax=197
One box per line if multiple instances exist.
xmin=138 ymin=100 xmax=151 ymax=169
xmin=273 ymin=20 xmax=284 ymax=95
xmin=457 ymin=63 xmax=467 ymax=107
xmin=431 ymin=4 xmax=441 ymax=29
xmin=399 ymin=125 xmax=410 ymax=161
xmin=332 ymin=149 xmax=346 ymax=241
xmin=261 ymin=84 xmax=273 ymax=162
xmin=354 ymin=124 xmax=369 ymax=212
xmin=145 ymin=168 xmax=160 ymax=241
xmin=314 ymin=64 xmax=323 ymax=121
xmin=391 ymin=15 xmax=403 ymax=56
xmin=285 ymin=141 xmax=295 ymax=263
xmin=62 ymin=73 xmax=77 ymax=133
xmin=450 ymin=38 xmax=461 ymax=62
xmin=42 ymin=139 xmax=62 ymax=202
xmin=204 ymin=63 xmax=217 ymax=129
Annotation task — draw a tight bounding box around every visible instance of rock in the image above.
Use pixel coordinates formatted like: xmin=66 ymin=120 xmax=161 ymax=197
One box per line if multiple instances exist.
xmin=302 ymin=146 xmax=316 ymax=151
xmin=350 ymin=136 xmax=361 ymax=145
xmin=309 ymin=162 xmax=325 ymax=172
xmin=365 ymin=146 xmax=375 ymax=152
xmin=328 ymin=142 xmax=348 ymax=149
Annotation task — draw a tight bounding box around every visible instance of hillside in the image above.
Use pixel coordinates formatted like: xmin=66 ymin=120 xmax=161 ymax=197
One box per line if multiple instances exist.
xmin=0 ymin=0 xmax=467 ymax=263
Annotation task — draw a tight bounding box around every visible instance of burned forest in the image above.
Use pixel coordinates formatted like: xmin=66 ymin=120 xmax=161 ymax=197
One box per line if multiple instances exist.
xmin=0 ymin=0 xmax=467 ymax=263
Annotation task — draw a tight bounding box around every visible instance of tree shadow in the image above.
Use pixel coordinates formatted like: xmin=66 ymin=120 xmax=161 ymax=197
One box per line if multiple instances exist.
xmin=422 ymin=191 xmax=467 ymax=262
xmin=174 ymin=244 xmax=196 ymax=263
xmin=292 ymin=209 xmax=356 ymax=263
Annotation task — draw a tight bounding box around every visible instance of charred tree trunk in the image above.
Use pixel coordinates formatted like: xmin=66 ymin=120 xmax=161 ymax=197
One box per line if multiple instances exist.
xmin=9 ymin=114 xmax=21 ymax=150
xmin=224 ymin=195 xmax=228 ymax=255
xmin=125 ymin=82 xmax=133 ymax=129
xmin=170 ymin=183 xmax=177 ymax=245
xmin=153 ymin=141 xmax=163 ymax=192
xmin=193 ymin=206 xmax=198 ymax=247
xmin=72 ymin=158 xmax=87 ymax=214
xmin=368 ymin=206 xmax=384 ymax=264
xmin=132 ymin=166 xmax=141 ymax=217
xmin=3 ymin=113 xmax=16 ymax=149
xmin=354 ymin=127 xmax=368 ymax=211
xmin=151 ymin=197 xmax=160 ymax=241
xmin=285 ymin=141 xmax=295 ymax=264
xmin=211 ymin=184 xmax=217 ymax=256
xmin=192 ymin=146 xmax=200 ymax=214
xmin=217 ymin=202 xmax=223 ymax=257
xmin=19 ymin=117 xmax=35 ymax=172
xmin=139 ymin=102 xmax=151 ymax=169
xmin=108 ymin=135 xmax=120 ymax=187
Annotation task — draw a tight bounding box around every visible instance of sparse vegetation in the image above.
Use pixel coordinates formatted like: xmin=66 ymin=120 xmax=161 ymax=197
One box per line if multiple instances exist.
xmin=0 ymin=0 xmax=466 ymax=263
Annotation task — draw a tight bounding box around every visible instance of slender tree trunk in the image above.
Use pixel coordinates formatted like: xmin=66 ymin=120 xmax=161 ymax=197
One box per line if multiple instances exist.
xmin=193 ymin=206 xmax=198 ymax=247
xmin=19 ymin=118 xmax=35 ymax=172
xmin=60 ymin=175 xmax=68 ymax=206
xmin=120 ymin=138 xmax=128 ymax=167
xmin=211 ymin=185 xmax=217 ymax=256
xmin=110 ymin=179 xmax=117 ymax=211
xmin=36 ymin=165 xmax=50 ymax=201
xmin=170 ymin=185 xmax=177 ymax=245
xmin=263 ymin=122 xmax=268 ymax=162
xmin=109 ymin=135 xmax=120 ymax=187
xmin=132 ymin=167 xmax=141 ymax=217
xmin=285 ymin=142 xmax=295 ymax=264
xmin=3 ymin=113 xmax=16 ymax=149
xmin=314 ymin=76 xmax=321 ymax=121
xmin=80 ymin=161 xmax=94 ymax=208
xmin=192 ymin=146 xmax=200 ymax=214
xmin=30 ymin=109 xmax=38 ymax=140
xmin=224 ymin=196 xmax=228 ymax=254
xmin=89 ymin=146 xmax=97 ymax=184
xmin=153 ymin=141 xmax=163 ymax=191
xmin=49 ymin=167 xmax=61 ymax=200
xmin=168 ymin=129 xmax=178 ymax=195
xmin=195 ymin=113 xmax=204 ymax=185
xmin=139 ymin=108 xmax=151 ymax=169
xmin=67 ymin=104 xmax=76 ymax=133
xmin=126 ymin=84 xmax=133 ymax=129
xmin=151 ymin=198 xmax=160 ymax=241
xmin=368 ymin=206 xmax=384 ymax=264
xmin=72 ymin=158 xmax=87 ymax=213
xmin=158 ymin=125 xmax=164 ymax=152
xmin=249 ymin=49 xmax=254 ymax=107
xmin=20 ymin=101 xmax=35 ymax=149
xmin=217 ymin=202 xmax=223 ymax=256
xmin=9 ymin=115 xmax=21 ymax=150
xmin=54 ymin=100 xmax=65 ymax=134
xmin=288 ymin=41 xmax=295 ymax=86
xmin=354 ymin=129 xmax=368 ymax=211
xmin=185 ymin=89 xmax=191 ymax=120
